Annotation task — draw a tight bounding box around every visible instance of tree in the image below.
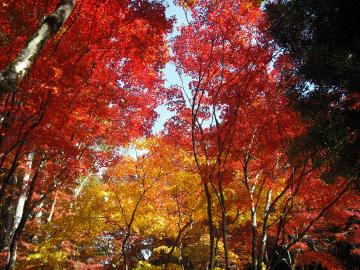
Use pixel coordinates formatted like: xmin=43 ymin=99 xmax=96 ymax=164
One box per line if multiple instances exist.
xmin=169 ymin=0 xmax=291 ymax=268
xmin=265 ymin=0 xmax=360 ymax=184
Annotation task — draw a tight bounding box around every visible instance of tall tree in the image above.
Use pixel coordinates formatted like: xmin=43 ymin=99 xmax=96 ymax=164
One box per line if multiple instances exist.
xmin=170 ymin=0 xmax=284 ymax=268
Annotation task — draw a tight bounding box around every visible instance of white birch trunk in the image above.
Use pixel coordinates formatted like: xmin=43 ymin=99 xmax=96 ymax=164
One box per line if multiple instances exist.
xmin=47 ymin=191 xmax=58 ymax=223
xmin=258 ymin=189 xmax=272 ymax=270
xmin=0 ymin=0 xmax=76 ymax=95
xmin=12 ymin=153 xmax=33 ymax=232
xmin=12 ymin=189 xmax=27 ymax=233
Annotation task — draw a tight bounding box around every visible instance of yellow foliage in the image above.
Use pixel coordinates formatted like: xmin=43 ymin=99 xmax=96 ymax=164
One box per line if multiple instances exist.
xmin=135 ymin=261 xmax=162 ymax=270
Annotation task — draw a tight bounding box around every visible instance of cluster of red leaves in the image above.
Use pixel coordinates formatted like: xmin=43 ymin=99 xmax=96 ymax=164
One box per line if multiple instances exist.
xmin=0 ymin=0 xmax=172 ymax=191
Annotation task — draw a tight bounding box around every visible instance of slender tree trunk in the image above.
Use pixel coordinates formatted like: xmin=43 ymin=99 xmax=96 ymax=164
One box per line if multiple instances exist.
xmin=12 ymin=178 xmax=28 ymax=232
xmin=122 ymin=243 xmax=128 ymax=270
xmin=242 ymin=155 xmax=271 ymax=270
xmin=179 ymin=243 xmax=185 ymax=270
xmin=5 ymin=203 xmax=35 ymax=270
xmin=218 ymin=175 xmax=230 ymax=270
xmin=0 ymin=175 xmax=20 ymax=251
xmin=291 ymin=255 xmax=297 ymax=270
xmin=121 ymin=227 xmax=131 ymax=270
xmin=5 ymin=158 xmax=44 ymax=270
xmin=244 ymin=159 xmax=258 ymax=270
xmin=0 ymin=199 xmax=16 ymax=251
xmin=250 ymin=199 xmax=258 ymax=270
xmin=204 ymin=181 xmax=216 ymax=270
xmin=47 ymin=191 xmax=58 ymax=223
xmin=5 ymin=209 xmax=29 ymax=269
xmin=5 ymin=177 xmax=28 ymax=251
xmin=5 ymin=227 xmax=20 ymax=270
xmin=0 ymin=0 xmax=76 ymax=95
xmin=221 ymin=209 xmax=230 ymax=269
xmin=257 ymin=189 xmax=272 ymax=270
xmin=0 ymin=153 xmax=32 ymax=251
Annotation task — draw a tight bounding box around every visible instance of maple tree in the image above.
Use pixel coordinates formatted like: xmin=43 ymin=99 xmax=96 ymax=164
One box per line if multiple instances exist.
xmin=168 ymin=0 xmax=293 ymax=268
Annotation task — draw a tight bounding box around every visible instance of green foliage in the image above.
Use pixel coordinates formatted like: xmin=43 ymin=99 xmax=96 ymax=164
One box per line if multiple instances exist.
xmin=266 ymin=0 xmax=360 ymax=92
xmin=265 ymin=0 xmax=360 ymax=184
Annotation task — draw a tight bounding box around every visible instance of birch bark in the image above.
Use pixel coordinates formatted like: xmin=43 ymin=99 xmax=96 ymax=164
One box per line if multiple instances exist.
xmin=0 ymin=0 xmax=76 ymax=95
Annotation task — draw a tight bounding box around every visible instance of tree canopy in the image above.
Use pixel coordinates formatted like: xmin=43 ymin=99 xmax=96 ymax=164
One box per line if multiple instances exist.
xmin=0 ymin=0 xmax=358 ymax=269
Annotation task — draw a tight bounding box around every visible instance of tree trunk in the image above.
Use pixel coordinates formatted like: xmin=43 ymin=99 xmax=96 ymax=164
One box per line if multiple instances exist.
xmin=4 ymin=158 xmax=43 ymax=269
xmin=0 ymin=199 xmax=16 ymax=251
xmin=122 ymin=234 xmax=129 ymax=270
xmin=257 ymin=189 xmax=272 ymax=270
xmin=0 ymin=151 xmax=34 ymax=251
xmin=0 ymin=0 xmax=76 ymax=95
xmin=204 ymin=181 xmax=216 ymax=270
xmin=5 ymin=228 xmax=19 ymax=270
xmin=5 ymin=198 xmax=31 ymax=270
xmin=47 ymin=191 xmax=58 ymax=223
xmin=0 ymin=175 xmax=20 ymax=251
xmin=218 ymin=174 xmax=230 ymax=270
xmin=250 ymin=200 xmax=258 ymax=270
xmin=244 ymin=160 xmax=258 ymax=270
xmin=12 ymin=178 xmax=28 ymax=232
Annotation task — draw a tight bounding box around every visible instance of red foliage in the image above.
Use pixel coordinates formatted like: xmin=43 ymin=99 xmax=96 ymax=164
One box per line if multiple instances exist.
xmin=0 ymin=0 xmax=172 ymax=265
xmin=0 ymin=0 xmax=172 ymax=192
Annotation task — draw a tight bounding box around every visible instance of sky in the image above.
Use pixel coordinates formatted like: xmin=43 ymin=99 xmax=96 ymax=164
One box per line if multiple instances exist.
xmin=151 ymin=1 xmax=189 ymax=134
